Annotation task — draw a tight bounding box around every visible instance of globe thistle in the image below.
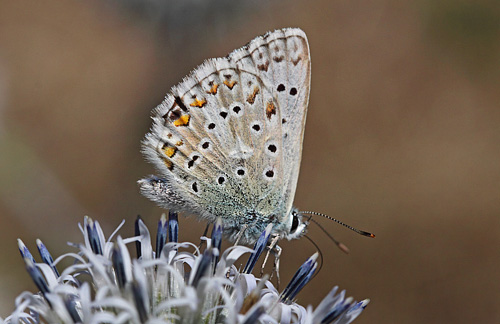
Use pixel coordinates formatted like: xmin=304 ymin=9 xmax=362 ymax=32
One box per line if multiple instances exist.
xmin=3 ymin=212 xmax=369 ymax=324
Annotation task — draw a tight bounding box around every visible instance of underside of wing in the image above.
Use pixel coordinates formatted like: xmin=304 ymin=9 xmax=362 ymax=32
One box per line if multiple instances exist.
xmin=229 ymin=28 xmax=311 ymax=220
xmin=141 ymin=28 xmax=311 ymax=225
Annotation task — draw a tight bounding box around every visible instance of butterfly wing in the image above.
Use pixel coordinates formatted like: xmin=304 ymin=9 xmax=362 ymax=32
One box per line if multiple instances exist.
xmin=230 ymin=28 xmax=311 ymax=223
xmin=140 ymin=28 xmax=310 ymax=237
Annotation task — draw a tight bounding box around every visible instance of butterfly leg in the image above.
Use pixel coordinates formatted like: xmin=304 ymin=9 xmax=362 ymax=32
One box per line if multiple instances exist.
xmin=233 ymin=224 xmax=248 ymax=246
xmin=271 ymin=244 xmax=282 ymax=289
xmin=260 ymin=235 xmax=281 ymax=286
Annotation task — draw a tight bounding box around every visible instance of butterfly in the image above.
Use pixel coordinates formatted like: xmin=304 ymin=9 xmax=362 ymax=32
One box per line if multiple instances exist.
xmin=139 ymin=28 xmax=311 ymax=245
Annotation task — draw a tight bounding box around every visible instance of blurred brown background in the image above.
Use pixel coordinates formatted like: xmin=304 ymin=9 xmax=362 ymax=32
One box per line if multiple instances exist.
xmin=1 ymin=0 xmax=499 ymax=322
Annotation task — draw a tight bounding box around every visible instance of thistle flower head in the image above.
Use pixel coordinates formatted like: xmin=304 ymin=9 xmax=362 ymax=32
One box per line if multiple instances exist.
xmin=3 ymin=212 xmax=369 ymax=324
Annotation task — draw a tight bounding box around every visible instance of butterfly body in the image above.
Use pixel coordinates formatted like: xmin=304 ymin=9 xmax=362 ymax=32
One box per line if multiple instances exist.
xmin=140 ymin=28 xmax=311 ymax=245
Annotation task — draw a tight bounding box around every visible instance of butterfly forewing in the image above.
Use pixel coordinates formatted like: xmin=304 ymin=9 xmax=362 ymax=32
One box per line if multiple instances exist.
xmin=142 ymin=28 xmax=310 ymax=232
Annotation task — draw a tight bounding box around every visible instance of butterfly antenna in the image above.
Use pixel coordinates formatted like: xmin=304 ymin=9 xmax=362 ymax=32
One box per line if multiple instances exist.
xmin=307 ymin=217 xmax=350 ymax=254
xmin=304 ymin=234 xmax=323 ymax=279
xmin=301 ymin=211 xmax=375 ymax=238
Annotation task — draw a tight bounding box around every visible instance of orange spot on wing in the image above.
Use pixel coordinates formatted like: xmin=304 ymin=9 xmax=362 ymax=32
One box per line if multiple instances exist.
xmin=173 ymin=114 xmax=190 ymax=127
xmin=246 ymin=86 xmax=260 ymax=104
xmin=163 ymin=159 xmax=173 ymax=170
xmin=223 ymin=80 xmax=237 ymax=89
xmin=162 ymin=145 xmax=177 ymax=158
xmin=190 ymin=98 xmax=207 ymax=108
xmin=266 ymin=101 xmax=276 ymax=119
xmin=175 ymin=140 xmax=183 ymax=146
xmin=207 ymin=83 xmax=219 ymax=95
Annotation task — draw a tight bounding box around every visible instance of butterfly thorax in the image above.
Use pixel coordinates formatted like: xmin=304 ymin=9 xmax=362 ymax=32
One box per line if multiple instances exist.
xmin=222 ymin=206 xmax=308 ymax=244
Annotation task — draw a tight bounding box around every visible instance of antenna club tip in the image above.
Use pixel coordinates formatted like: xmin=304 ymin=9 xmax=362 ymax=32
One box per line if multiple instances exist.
xmin=359 ymin=230 xmax=375 ymax=238
xmin=338 ymin=243 xmax=350 ymax=254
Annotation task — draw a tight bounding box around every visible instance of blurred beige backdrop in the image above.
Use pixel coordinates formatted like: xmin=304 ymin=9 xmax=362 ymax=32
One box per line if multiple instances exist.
xmin=1 ymin=0 xmax=499 ymax=323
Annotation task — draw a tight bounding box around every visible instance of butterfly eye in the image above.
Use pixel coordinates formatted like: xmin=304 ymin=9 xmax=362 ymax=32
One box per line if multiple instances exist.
xmin=290 ymin=212 xmax=299 ymax=233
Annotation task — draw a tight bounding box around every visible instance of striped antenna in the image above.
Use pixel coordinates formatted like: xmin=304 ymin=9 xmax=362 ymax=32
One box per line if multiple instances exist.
xmin=301 ymin=211 xmax=376 ymax=238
